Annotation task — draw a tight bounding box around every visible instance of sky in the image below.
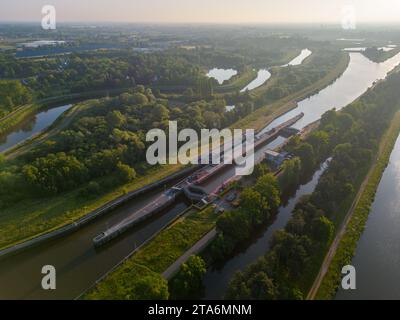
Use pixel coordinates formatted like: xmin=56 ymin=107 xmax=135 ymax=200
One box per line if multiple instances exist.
xmin=1 ymin=0 xmax=400 ymax=24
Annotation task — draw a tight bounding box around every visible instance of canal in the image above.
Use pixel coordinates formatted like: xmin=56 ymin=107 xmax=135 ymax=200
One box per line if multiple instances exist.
xmin=336 ymin=133 xmax=400 ymax=300
xmin=203 ymin=159 xmax=330 ymax=299
xmin=202 ymin=50 xmax=400 ymax=299
xmin=1 ymin=50 xmax=400 ymax=299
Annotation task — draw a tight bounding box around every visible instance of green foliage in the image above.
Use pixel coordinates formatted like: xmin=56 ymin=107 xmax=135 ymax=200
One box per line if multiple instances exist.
xmin=227 ymin=70 xmax=400 ymax=300
xmin=0 ymin=80 xmax=32 ymax=117
xmin=170 ymin=255 xmax=206 ymax=299
xmin=212 ymin=172 xmax=280 ymax=260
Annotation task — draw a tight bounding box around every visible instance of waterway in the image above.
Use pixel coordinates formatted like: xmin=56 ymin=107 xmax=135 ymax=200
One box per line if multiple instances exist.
xmin=1 ymin=50 xmax=400 ymax=300
xmin=336 ymin=134 xmax=400 ymax=300
xmin=0 ymin=104 xmax=72 ymax=153
xmin=203 ymin=160 xmax=330 ymax=299
xmin=259 ymin=51 xmax=400 ymax=134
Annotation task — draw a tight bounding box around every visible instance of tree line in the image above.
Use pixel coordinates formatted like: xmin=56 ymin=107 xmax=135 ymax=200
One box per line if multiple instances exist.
xmin=225 ymin=70 xmax=400 ymax=300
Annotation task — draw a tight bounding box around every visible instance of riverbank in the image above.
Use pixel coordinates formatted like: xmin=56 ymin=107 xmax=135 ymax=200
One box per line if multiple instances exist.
xmin=233 ymin=52 xmax=350 ymax=131
xmin=82 ymin=204 xmax=219 ymax=299
xmin=0 ymin=87 xmax=132 ymax=142
xmin=0 ymin=51 xmax=350 ymax=256
xmin=312 ymin=109 xmax=400 ymax=300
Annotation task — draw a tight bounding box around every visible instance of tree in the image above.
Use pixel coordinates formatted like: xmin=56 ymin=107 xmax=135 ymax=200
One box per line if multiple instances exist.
xmin=133 ymin=275 xmax=169 ymax=300
xmin=115 ymin=162 xmax=136 ymax=184
xmin=106 ymin=110 xmax=126 ymax=129
xmin=239 ymin=188 xmax=269 ymax=226
xmin=170 ymin=256 xmax=206 ymax=299
xmin=279 ymin=157 xmax=302 ymax=190
xmin=254 ymin=173 xmax=281 ymax=211
xmin=294 ymin=143 xmax=315 ymax=173
xmin=247 ymin=272 xmax=277 ymax=300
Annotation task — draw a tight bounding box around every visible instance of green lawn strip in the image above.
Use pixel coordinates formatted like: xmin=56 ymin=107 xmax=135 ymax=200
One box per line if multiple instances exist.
xmin=131 ymin=206 xmax=218 ymax=273
xmin=84 ymin=206 xmax=219 ymax=299
xmin=315 ymin=110 xmax=400 ymax=300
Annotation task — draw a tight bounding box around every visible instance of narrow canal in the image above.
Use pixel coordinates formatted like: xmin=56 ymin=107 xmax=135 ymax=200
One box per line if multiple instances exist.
xmin=202 ymin=51 xmax=400 ymax=299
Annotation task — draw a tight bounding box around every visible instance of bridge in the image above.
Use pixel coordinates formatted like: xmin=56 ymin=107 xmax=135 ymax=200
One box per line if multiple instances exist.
xmin=93 ymin=112 xmax=304 ymax=247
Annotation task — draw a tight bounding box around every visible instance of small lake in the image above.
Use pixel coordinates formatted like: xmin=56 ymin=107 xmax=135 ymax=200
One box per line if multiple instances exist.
xmin=207 ymin=68 xmax=238 ymax=85
xmin=336 ymin=134 xmax=400 ymax=300
xmin=240 ymin=69 xmax=271 ymax=92
xmin=0 ymin=104 xmax=72 ymax=153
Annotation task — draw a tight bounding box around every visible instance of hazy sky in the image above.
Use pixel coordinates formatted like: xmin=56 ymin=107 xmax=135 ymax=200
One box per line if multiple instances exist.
xmin=1 ymin=0 xmax=400 ymax=24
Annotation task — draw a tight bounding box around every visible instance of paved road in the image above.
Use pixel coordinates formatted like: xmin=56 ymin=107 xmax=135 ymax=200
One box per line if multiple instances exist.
xmin=162 ymin=228 xmax=217 ymax=279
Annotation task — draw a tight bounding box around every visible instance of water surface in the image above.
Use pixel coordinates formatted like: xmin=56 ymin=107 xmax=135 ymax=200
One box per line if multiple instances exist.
xmin=0 ymin=104 xmax=72 ymax=153
xmin=336 ymin=134 xmax=400 ymax=300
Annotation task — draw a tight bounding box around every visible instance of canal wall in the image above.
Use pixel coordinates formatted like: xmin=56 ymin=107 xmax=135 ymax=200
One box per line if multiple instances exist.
xmin=0 ymin=165 xmax=202 ymax=260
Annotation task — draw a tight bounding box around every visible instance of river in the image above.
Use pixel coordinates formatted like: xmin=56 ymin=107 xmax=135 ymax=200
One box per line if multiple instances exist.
xmin=203 ymin=160 xmax=330 ymax=299
xmin=1 ymin=50 xmax=400 ymax=300
xmin=336 ymin=134 xmax=400 ymax=300
xmin=0 ymin=104 xmax=72 ymax=153
xmin=202 ymin=50 xmax=400 ymax=299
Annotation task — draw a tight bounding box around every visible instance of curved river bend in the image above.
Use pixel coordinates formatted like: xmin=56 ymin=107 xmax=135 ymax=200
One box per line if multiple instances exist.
xmin=202 ymin=51 xmax=400 ymax=299
xmin=0 ymin=104 xmax=73 ymax=153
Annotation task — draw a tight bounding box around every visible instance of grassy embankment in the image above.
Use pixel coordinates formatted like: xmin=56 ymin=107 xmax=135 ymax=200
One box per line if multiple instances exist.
xmin=362 ymin=46 xmax=400 ymax=63
xmin=0 ymin=87 xmax=132 ymax=139
xmin=0 ymin=51 xmax=349 ymax=251
xmin=315 ymin=109 xmax=400 ymax=300
xmin=83 ymin=206 xmax=218 ymax=299
xmin=234 ymin=52 xmax=349 ymax=131
xmin=0 ymin=104 xmax=40 ymax=136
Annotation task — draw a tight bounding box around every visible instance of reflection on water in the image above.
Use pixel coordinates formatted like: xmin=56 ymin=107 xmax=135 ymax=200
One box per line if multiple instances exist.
xmin=336 ymin=135 xmax=400 ymax=300
xmin=0 ymin=104 xmax=72 ymax=153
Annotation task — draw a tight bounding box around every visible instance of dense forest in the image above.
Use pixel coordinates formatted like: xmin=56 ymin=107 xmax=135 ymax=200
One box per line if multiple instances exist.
xmin=0 ymin=83 xmax=258 ymax=208
xmin=225 ymin=70 xmax=400 ymax=300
